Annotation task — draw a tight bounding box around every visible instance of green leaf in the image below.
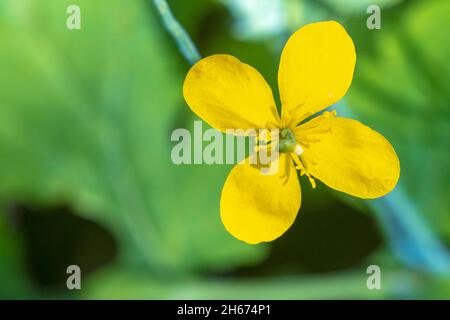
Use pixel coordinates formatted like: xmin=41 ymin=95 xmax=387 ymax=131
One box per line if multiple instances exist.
xmin=0 ymin=0 xmax=264 ymax=274
xmin=346 ymin=0 xmax=450 ymax=238
xmin=81 ymin=265 xmax=421 ymax=299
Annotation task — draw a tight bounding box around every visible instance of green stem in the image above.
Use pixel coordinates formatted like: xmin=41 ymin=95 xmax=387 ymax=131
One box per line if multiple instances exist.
xmin=152 ymin=0 xmax=201 ymax=65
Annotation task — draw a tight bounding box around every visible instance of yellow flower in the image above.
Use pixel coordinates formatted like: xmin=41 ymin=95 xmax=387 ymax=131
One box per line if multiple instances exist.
xmin=183 ymin=21 xmax=400 ymax=244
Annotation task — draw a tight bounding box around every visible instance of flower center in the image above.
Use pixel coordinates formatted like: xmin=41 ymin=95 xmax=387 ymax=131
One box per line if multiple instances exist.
xmin=279 ymin=128 xmax=297 ymax=153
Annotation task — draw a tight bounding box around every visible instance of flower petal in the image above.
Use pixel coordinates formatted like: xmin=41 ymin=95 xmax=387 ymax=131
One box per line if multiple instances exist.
xmin=220 ymin=154 xmax=301 ymax=244
xmin=278 ymin=21 xmax=356 ymax=125
xmin=295 ymin=116 xmax=400 ymax=199
xmin=183 ymin=54 xmax=280 ymax=133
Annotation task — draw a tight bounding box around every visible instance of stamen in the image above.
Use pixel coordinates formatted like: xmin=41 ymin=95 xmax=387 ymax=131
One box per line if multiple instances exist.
xmin=282 ymin=110 xmax=336 ymax=189
xmin=290 ymin=152 xmax=303 ymax=172
xmin=287 ymin=111 xmax=313 ymax=127
xmin=308 ymin=176 xmax=317 ymax=189
xmin=293 ymin=110 xmax=337 ymax=148
xmin=290 ymin=152 xmax=316 ymax=189
xmin=323 ymin=110 xmax=337 ymax=118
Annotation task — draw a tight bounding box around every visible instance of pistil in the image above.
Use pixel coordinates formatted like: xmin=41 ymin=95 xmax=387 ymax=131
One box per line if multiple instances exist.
xmin=279 ymin=128 xmax=297 ymax=153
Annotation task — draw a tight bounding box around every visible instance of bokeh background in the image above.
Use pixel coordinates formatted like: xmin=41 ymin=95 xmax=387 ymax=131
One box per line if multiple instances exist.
xmin=0 ymin=0 xmax=449 ymax=299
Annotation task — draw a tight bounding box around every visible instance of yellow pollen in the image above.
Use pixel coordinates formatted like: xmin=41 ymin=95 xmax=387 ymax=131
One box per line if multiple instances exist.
xmin=290 ymin=152 xmax=316 ymax=189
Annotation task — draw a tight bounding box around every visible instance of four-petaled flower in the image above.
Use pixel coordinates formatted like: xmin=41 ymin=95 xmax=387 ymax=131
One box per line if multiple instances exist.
xmin=183 ymin=21 xmax=400 ymax=244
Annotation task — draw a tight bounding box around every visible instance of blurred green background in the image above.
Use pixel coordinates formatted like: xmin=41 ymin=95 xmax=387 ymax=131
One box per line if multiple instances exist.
xmin=0 ymin=0 xmax=449 ymax=299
